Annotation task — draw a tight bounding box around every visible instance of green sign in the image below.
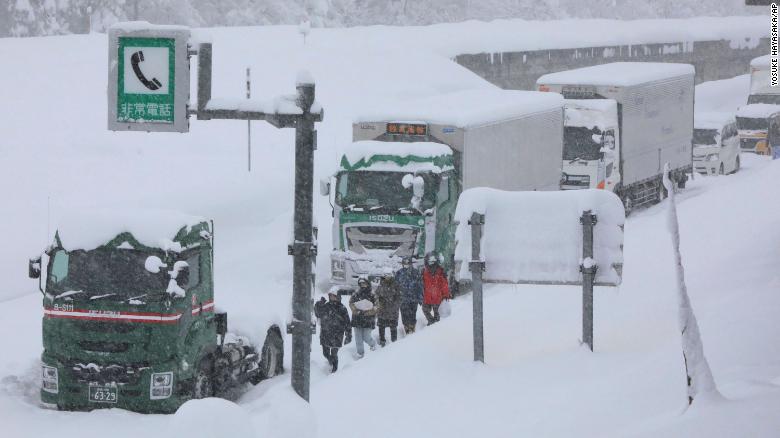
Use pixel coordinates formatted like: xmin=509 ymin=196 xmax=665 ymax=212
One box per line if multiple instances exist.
xmin=117 ymin=37 xmax=176 ymax=123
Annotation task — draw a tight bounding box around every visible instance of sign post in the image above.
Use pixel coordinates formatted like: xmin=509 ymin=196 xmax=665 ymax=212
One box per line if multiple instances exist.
xmin=107 ymin=23 xmax=324 ymax=402
xmin=108 ymin=24 xmax=190 ymax=132
xmin=468 ymin=213 xmax=485 ymax=363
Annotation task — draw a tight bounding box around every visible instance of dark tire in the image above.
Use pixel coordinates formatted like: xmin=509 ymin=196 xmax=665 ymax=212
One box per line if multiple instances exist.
xmin=260 ymin=327 xmax=284 ymax=380
xmin=193 ymin=359 xmax=214 ymax=399
xmin=676 ymin=173 xmax=687 ymax=189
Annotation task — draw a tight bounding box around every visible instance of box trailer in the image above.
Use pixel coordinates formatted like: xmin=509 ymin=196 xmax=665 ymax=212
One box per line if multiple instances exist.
xmin=537 ymin=62 xmax=695 ymax=213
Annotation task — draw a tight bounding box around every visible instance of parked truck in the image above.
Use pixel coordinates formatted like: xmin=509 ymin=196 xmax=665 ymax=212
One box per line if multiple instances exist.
xmin=536 ymin=62 xmax=694 ymax=213
xmin=28 ymin=211 xmax=284 ymax=413
xmin=736 ymin=55 xmax=780 ymax=155
xmin=320 ymin=89 xmax=564 ymax=290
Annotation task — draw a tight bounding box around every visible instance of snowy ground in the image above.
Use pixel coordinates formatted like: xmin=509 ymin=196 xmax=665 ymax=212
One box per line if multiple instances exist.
xmin=1 ymin=19 xmax=779 ymax=437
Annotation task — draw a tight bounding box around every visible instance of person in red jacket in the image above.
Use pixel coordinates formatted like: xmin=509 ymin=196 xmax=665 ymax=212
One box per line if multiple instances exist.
xmin=422 ymin=252 xmax=450 ymax=325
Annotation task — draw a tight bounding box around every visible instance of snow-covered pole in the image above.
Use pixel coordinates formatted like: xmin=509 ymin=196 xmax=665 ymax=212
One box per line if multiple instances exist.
xmin=580 ymin=210 xmax=597 ymax=352
xmin=246 ymin=67 xmax=251 ymax=172
xmin=468 ymin=212 xmax=485 ymax=363
xmin=289 ymin=77 xmax=317 ymax=402
xmin=662 ymin=163 xmax=719 ymax=406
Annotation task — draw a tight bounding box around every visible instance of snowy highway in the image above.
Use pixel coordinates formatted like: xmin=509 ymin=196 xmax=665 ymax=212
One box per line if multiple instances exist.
xmin=1 ymin=18 xmax=779 ymax=438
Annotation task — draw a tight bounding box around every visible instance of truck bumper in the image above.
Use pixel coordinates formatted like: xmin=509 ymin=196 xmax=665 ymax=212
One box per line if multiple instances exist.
xmin=40 ymin=351 xmax=187 ymax=414
xmin=329 ymin=251 xmax=407 ymax=291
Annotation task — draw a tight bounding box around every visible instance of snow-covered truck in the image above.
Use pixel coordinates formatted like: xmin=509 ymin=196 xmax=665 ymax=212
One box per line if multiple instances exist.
xmin=320 ymin=89 xmax=564 ymax=290
xmin=537 ymin=62 xmax=695 ymax=213
xmin=28 ymin=211 xmax=284 ymax=413
xmin=736 ymin=55 xmax=780 ymax=155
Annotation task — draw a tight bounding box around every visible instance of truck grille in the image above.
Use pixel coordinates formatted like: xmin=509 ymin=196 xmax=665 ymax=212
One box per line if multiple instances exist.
xmin=78 ymin=341 xmax=130 ymax=353
xmin=68 ymin=361 xmax=148 ymax=385
xmin=76 ymin=321 xmax=137 ymax=334
xmin=345 ymin=225 xmax=418 ymax=256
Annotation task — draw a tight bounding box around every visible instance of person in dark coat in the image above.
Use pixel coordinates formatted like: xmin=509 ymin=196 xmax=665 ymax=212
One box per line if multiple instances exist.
xmin=375 ymin=267 xmax=402 ymax=346
xmin=314 ymin=289 xmax=351 ymax=372
xmin=395 ymin=256 xmax=423 ymax=334
xmin=422 ymin=252 xmax=451 ymax=325
xmin=349 ymin=276 xmax=378 ymax=358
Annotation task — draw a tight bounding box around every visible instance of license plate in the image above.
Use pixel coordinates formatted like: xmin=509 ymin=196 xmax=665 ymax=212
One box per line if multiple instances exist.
xmin=88 ymin=386 xmax=118 ymax=403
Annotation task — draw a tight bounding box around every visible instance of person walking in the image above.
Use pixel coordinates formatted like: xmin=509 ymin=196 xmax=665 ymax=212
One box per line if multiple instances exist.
xmin=349 ymin=276 xmax=378 ymax=358
xmin=314 ymin=288 xmax=351 ymax=373
xmin=375 ymin=267 xmax=401 ymax=346
xmin=395 ymin=256 xmax=422 ymax=334
xmin=422 ymin=252 xmax=450 ymax=325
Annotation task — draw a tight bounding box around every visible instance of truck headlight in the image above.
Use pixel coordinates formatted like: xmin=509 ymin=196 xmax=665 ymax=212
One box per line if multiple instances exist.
xmin=707 ymin=153 xmax=719 ymax=162
xmin=150 ymin=372 xmax=173 ymax=400
xmin=42 ymin=365 xmax=58 ymax=394
xmin=331 ymin=259 xmax=345 ymax=280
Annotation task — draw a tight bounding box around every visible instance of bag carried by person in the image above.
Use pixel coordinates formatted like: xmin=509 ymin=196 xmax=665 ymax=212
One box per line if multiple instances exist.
xmin=439 ymin=299 xmax=452 ymax=319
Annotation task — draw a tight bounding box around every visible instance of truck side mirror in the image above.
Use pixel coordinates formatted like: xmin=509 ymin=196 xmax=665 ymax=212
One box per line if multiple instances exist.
xmin=29 ymin=257 xmax=41 ymax=279
xmin=177 ymin=265 xmax=190 ymax=288
xmin=319 ymin=178 xmax=330 ymax=196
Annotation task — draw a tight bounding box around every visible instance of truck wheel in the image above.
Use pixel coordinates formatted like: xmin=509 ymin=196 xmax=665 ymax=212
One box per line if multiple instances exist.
xmin=260 ymin=327 xmax=284 ymax=380
xmin=676 ymin=172 xmax=687 ymax=189
xmin=193 ymin=360 xmax=214 ymax=399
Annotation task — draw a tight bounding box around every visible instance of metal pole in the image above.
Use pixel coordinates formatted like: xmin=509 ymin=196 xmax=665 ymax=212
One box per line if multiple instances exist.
xmin=580 ymin=210 xmax=597 ymax=352
xmin=246 ymin=67 xmax=251 ymax=172
xmin=468 ymin=212 xmax=485 ymax=363
xmin=289 ymin=82 xmax=316 ymax=401
xmin=197 ymin=43 xmax=212 ymax=120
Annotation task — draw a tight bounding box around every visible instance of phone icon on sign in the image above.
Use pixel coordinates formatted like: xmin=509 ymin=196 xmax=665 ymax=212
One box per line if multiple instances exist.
xmin=130 ymin=50 xmax=162 ymax=91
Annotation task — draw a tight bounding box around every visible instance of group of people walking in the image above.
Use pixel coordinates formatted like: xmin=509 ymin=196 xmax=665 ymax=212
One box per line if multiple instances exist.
xmin=314 ymin=253 xmax=452 ymax=373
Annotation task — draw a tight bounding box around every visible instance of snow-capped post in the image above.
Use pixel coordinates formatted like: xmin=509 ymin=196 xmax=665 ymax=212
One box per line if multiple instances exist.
xmin=289 ymin=73 xmax=317 ymax=402
xmin=468 ymin=212 xmax=486 ymax=363
xmin=579 ymin=210 xmax=598 ymax=352
xmin=298 ymin=19 xmax=311 ymax=45
xmin=662 ymin=163 xmax=719 ymax=406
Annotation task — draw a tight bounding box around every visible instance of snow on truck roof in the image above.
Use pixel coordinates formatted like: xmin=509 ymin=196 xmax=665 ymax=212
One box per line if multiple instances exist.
xmin=54 ymin=208 xmax=209 ymax=252
xmin=537 ymin=62 xmax=695 ymax=87
xmin=340 ymin=141 xmax=453 ymax=172
xmin=736 ymin=103 xmax=780 ymax=119
xmin=564 ymin=99 xmax=618 ymax=128
xmin=354 ymin=89 xmax=563 ymax=128
xmin=751 ymin=55 xmax=771 ymax=68
xmin=694 ymin=111 xmax=735 ymax=130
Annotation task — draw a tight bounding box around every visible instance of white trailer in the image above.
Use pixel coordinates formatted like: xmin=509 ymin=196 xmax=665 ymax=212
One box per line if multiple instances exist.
xmin=323 ymin=89 xmax=565 ymax=289
xmin=537 ymin=62 xmax=695 ymax=213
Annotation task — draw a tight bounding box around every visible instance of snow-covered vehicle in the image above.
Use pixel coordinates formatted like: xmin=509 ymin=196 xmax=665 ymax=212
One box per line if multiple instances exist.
xmin=693 ymin=112 xmax=741 ymax=175
xmin=28 ymin=211 xmax=284 ymax=413
xmin=737 ymin=55 xmax=780 ymax=155
xmin=537 ymin=62 xmax=695 ymax=213
xmin=320 ymin=89 xmax=564 ymax=291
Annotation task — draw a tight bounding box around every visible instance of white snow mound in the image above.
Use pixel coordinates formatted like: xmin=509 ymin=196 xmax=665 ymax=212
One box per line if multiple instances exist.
xmin=169 ymin=398 xmax=257 ymax=438
xmin=454 ymin=188 xmax=625 ymax=285
xmin=54 ymin=208 xmax=207 ymax=251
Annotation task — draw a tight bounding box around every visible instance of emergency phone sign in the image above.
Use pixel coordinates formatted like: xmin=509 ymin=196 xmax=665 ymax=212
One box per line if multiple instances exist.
xmin=108 ymin=23 xmax=190 ymax=132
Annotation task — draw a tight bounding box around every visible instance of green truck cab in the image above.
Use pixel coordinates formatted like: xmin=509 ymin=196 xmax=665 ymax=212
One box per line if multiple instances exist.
xmin=29 ymin=212 xmax=283 ymax=413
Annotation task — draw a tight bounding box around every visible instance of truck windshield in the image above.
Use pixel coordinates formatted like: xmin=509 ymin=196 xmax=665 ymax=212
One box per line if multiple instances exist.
xmin=47 ymin=248 xmax=168 ymax=300
xmin=736 ymin=117 xmax=768 ymax=131
xmin=563 ymin=126 xmax=602 ymax=161
xmin=747 ymin=94 xmax=780 ymax=105
xmin=335 ymin=171 xmax=438 ymax=211
xmin=693 ymin=129 xmax=718 ymax=145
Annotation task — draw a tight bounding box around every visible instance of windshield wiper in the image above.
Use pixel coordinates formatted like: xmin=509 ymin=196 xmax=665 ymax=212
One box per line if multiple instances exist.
xmin=53 ymin=290 xmax=86 ymax=300
xmin=89 ymin=293 xmax=117 ymax=301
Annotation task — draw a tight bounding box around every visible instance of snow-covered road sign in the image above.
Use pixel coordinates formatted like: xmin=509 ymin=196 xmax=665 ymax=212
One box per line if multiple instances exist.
xmin=108 ymin=23 xmax=190 ymax=132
